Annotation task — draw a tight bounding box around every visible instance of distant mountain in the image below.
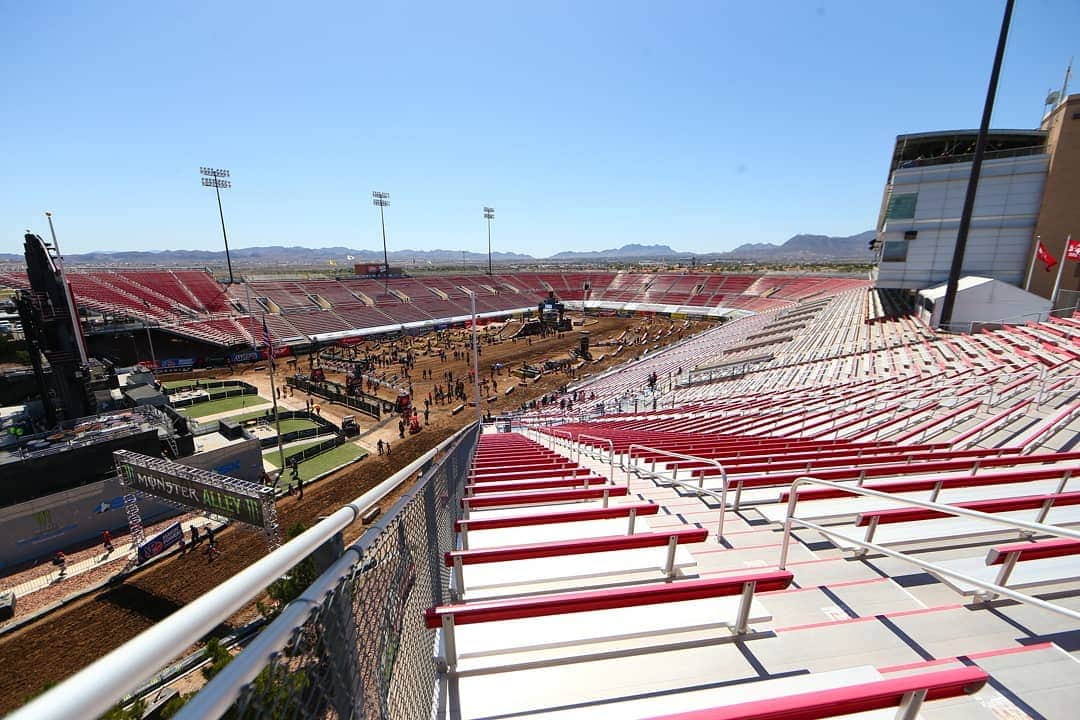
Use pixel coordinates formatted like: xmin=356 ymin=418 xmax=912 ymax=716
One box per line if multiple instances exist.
xmin=722 ymin=231 xmax=875 ymax=261
xmin=0 ymin=246 xmax=533 ymax=266
xmin=0 ymin=234 xmax=874 ymax=267
xmin=547 ymin=244 xmax=680 ymax=260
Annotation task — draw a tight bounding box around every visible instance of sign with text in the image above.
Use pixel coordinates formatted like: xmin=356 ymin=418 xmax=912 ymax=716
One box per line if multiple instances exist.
xmin=115 ymin=450 xmax=271 ymax=528
xmin=137 ymin=522 xmax=183 ymax=563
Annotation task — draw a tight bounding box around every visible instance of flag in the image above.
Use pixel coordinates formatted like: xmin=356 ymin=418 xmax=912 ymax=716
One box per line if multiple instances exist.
xmin=1066 ymin=235 xmax=1080 ymax=262
xmin=328 ymin=258 xmax=337 ymax=266
xmin=262 ymin=317 xmax=275 ymax=370
xmin=1036 ymin=240 xmax=1058 ymax=271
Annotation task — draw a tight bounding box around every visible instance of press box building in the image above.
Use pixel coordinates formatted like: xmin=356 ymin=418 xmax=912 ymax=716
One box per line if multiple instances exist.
xmin=872 ymin=93 xmax=1080 ymax=311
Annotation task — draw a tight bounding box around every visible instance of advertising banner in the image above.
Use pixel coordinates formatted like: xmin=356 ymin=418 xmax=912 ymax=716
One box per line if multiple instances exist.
xmin=115 ymin=451 xmax=270 ymax=528
xmin=137 ymin=522 xmax=183 ymax=563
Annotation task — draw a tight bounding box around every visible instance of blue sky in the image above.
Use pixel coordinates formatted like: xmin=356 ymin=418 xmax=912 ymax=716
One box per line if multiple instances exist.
xmin=1 ymin=1 xmax=1077 ymax=258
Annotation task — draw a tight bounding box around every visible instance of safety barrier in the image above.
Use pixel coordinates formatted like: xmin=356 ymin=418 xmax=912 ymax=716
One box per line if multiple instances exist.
xmin=11 ymin=423 xmax=480 ymax=720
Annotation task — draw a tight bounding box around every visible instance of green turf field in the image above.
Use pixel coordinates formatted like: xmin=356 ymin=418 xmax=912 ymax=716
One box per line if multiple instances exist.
xmin=262 ymin=439 xmax=327 ymax=467
xmin=176 ymin=395 xmax=271 ymax=418
xmin=272 ymin=443 xmax=368 ymax=477
xmin=275 ymin=418 xmax=321 ymax=434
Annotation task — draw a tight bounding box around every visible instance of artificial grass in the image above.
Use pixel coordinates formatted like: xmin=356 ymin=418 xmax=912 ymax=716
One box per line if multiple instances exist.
xmin=176 ymin=395 xmax=270 ymax=418
xmin=276 ymin=443 xmax=368 ymax=478
xmin=262 ymin=439 xmax=327 ymax=467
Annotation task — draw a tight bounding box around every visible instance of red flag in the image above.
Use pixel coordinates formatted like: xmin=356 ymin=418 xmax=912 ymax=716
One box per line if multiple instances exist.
xmin=1036 ymin=240 xmax=1058 ymax=271
xmin=1066 ymin=235 xmax=1080 ymax=263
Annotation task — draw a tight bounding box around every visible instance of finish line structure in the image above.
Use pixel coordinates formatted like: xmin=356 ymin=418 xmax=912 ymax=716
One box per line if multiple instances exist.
xmin=113 ymin=449 xmax=280 ymax=551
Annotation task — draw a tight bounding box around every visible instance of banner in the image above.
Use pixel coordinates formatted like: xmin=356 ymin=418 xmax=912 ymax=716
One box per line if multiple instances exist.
xmin=1066 ymin=235 xmax=1080 ymax=262
xmin=1037 ymin=240 xmax=1058 ymax=271
xmin=116 ymin=451 xmax=270 ymax=528
xmin=137 ymin=522 xmax=183 ymax=563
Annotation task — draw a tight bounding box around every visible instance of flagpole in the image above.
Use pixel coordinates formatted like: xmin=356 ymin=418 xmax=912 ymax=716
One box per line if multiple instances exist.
xmin=1050 ymin=245 xmax=1068 ymax=308
xmin=1024 ymin=235 xmax=1040 ymax=291
xmin=263 ymin=314 xmax=287 ymax=476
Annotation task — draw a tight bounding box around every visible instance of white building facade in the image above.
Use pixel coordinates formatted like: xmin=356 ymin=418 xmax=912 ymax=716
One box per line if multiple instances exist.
xmin=873 ymin=131 xmax=1048 ymax=290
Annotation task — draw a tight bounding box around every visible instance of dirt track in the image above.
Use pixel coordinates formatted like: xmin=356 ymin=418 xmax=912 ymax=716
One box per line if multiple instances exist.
xmin=0 ymin=316 xmax=700 ymax=711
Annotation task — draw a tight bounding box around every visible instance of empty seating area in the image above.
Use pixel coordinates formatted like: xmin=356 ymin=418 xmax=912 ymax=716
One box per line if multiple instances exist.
xmin=429 ymin=420 xmax=1072 ymax=717
xmin=0 ymin=267 xmax=945 ymax=354
xmin=483 ymin=273 xmax=1080 ymax=716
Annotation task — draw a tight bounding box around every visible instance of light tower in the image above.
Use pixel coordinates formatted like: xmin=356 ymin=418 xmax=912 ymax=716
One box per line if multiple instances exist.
xmin=483 ymin=207 xmax=495 ymax=275
xmin=200 ymin=167 xmax=234 ymax=284
xmin=373 ymin=191 xmax=391 ymax=283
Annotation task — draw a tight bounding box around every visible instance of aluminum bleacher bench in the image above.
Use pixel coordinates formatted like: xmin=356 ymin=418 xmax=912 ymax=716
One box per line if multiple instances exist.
xmin=775 ymin=462 xmax=1080 ymax=507
xmin=461 ymin=485 xmax=628 ymax=514
xmin=856 ymin=491 xmax=1080 ymax=534
xmin=932 ymin=537 xmax=1080 ymax=598
xmin=637 ymin=666 xmax=988 ymax=720
xmin=738 ymin=458 xmax=1080 ymax=511
xmin=469 ymin=465 xmax=592 ymax=483
xmin=425 ymin=570 xmax=793 ymax=669
xmin=447 ymin=527 xmax=708 ymax=593
xmin=824 ymin=491 xmax=1080 ymax=550
xmin=455 ymin=502 xmax=659 ymax=549
xmin=465 ymin=475 xmax=607 ymax=494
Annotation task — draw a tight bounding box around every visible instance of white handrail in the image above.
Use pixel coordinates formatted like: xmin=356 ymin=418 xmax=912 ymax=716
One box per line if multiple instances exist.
xmin=627 ymin=443 xmax=729 ymax=541
xmin=575 ymin=433 xmax=615 ymax=485
xmin=9 ymin=423 xmax=478 ymax=720
xmin=777 ymin=476 xmax=1080 ymax=623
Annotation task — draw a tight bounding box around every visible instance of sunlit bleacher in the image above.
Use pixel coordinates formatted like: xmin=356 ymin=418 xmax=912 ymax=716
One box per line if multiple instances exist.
xmin=451 ymin=285 xmax=1080 ymax=717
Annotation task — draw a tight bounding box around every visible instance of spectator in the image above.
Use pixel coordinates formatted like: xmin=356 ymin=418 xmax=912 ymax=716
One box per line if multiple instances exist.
xmin=54 ymin=551 xmax=67 ymax=578
xmin=102 ymin=530 xmax=114 ymax=554
xmin=190 ymin=525 xmax=200 ymax=545
xmin=205 ymin=525 xmax=215 ymax=547
xmin=377 ymin=439 xmax=384 ymax=456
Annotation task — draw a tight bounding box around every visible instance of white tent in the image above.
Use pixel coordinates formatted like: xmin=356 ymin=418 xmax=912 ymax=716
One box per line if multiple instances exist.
xmin=917 ymin=276 xmax=1052 ymax=330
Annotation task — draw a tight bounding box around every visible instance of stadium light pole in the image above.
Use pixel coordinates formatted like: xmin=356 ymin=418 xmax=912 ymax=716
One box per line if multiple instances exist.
xmin=938 ymin=0 xmax=1014 ymax=329
xmin=483 ymin=207 xmax=495 ymax=275
xmin=373 ymin=191 xmax=391 ymax=289
xmin=200 ymin=167 xmax=235 ymax=285
xmin=470 ymin=292 xmax=483 ymax=425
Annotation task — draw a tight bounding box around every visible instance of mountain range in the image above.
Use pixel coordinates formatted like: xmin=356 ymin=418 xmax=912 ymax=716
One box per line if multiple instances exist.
xmin=0 ymin=232 xmax=875 ymax=266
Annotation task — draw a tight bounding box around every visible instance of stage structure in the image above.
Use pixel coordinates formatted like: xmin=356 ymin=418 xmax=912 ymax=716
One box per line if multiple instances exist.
xmin=113 ymin=449 xmax=280 ymax=551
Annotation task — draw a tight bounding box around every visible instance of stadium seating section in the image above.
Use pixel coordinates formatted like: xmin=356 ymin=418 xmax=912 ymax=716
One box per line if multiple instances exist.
xmin=0 ymin=268 xmax=865 ymax=347
xmin=434 ymin=284 xmax=1080 ymax=717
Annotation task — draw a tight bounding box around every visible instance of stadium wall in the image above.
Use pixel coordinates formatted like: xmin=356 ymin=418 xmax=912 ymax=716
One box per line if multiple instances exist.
xmin=0 ymin=438 xmax=262 ymax=569
xmin=0 ymin=478 xmax=175 ymax=571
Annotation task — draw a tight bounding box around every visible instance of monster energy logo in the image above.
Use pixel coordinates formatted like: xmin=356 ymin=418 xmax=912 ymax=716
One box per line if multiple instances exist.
xmin=33 ymin=509 xmax=55 ymax=531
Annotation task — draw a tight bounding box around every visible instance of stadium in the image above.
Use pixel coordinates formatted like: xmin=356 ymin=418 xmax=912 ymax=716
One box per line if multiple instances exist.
xmin=5 ymin=6 xmax=1080 ymax=720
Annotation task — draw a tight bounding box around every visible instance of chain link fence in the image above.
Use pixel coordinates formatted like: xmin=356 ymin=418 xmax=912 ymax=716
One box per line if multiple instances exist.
xmin=177 ymin=423 xmax=479 ymax=720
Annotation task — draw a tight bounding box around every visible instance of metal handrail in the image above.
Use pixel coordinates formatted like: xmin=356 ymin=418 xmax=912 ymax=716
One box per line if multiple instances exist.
xmin=575 ymin=433 xmax=615 ymax=485
xmin=10 ymin=423 xmax=479 ymax=720
xmin=546 ymin=427 xmax=574 ymax=452
xmin=777 ymin=476 xmax=1080 ymax=623
xmin=627 ymin=444 xmax=729 ymax=541
xmin=176 ymin=426 xmax=477 ymax=719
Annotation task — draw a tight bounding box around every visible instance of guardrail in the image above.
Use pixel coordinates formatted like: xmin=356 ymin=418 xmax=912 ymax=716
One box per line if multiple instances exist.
xmin=11 ymin=423 xmax=480 ymax=720
xmin=575 ymin=433 xmax=615 ymax=485
xmin=627 ymin=444 xmax=729 ymax=542
xmin=777 ymin=476 xmax=1080 ymax=620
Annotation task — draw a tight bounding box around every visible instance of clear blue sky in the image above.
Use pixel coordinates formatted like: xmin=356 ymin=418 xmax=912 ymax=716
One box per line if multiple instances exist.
xmin=1 ymin=1 xmax=1076 ymax=258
